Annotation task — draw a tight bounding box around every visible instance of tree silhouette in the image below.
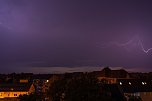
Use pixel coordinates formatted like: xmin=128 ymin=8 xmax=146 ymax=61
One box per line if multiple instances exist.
xmin=49 ymin=73 xmax=113 ymax=101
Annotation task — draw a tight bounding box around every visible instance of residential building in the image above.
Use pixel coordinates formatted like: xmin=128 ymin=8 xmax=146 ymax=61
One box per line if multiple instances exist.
xmin=0 ymin=83 xmax=35 ymax=98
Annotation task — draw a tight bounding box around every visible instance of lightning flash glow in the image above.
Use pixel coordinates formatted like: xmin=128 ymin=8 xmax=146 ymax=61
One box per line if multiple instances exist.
xmin=99 ymin=36 xmax=152 ymax=54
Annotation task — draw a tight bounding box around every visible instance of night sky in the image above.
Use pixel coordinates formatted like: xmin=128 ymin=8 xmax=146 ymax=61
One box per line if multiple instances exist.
xmin=0 ymin=0 xmax=152 ymax=73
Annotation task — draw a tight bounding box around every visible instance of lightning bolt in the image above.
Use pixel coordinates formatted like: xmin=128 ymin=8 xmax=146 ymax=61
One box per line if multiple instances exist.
xmin=98 ymin=36 xmax=152 ymax=54
xmin=139 ymin=40 xmax=152 ymax=54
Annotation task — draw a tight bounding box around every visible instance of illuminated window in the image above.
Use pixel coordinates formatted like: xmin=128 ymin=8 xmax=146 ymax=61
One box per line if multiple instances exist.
xmin=10 ymin=88 xmax=14 ymax=91
xmin=142 ymin=82 xmax=147 ymax=85
xmin=119 ymin=82 xmax=122 ymax=85
xmin=14 ymin=94 xmax=17 ymax=96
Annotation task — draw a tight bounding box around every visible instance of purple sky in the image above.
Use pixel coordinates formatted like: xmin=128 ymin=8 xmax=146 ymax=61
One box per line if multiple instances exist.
xmin=0 ymin=0 xmax=152 ymax=73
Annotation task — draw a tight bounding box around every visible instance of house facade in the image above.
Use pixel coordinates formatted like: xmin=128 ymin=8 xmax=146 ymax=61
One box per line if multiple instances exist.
xmin=0 ymin=83 xmax=35 ymax=98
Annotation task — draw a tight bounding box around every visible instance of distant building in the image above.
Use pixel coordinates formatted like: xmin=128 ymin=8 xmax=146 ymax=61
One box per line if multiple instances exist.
xmin=100 ymin=67 xmax=129 ymax=78
xmin=0 ymin=83 xmax=35 ymax=98
xmin=95 ymin=67 xmax=152 ymax=101
xmin=118 ymin=79 xmax=152 ymax=101
xmin=96 ymin=67 xmax=130 ymax=84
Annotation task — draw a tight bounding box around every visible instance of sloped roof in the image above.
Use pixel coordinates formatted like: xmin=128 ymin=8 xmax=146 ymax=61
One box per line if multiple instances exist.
xmin=0 ymin=83 xmax=33 ymax=92
xmin=100 ymin=67 xmax=128 ymax=78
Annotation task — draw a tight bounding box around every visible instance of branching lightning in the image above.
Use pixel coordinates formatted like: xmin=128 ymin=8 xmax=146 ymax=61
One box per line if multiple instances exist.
xmin=139 ymin=40 xmax=152 ymax=53
xmin=99 ymin=36 xmax=152 ymax=54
